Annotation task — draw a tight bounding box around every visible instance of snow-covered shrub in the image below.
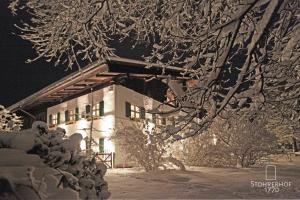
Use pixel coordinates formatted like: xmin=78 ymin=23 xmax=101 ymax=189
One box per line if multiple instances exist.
xmin=0 ymin=105 xmax=22 ymax=131
xmin=0 ymin=121 xmax=110 ymax=199
xmin=115 ymin=124 xmax=185 ymax=172
xmin=183 ymin=113 xmax=278 ymax=168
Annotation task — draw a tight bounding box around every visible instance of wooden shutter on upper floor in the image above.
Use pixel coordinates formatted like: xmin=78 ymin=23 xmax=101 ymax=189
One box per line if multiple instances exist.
xmin=140 ymin=107 xmax=145 ymax=119
xmin=65 ymin=110 xmax=69 ymax=122
xmin=57 ymin=112 xmax=61 ymax=124
xmin=100 ymin=101 xmax=104 ymax=116
xmin=75 ymin=107 xmax=79 ymax=121
xmin=125 ymin=102 xmax=131 ymax=118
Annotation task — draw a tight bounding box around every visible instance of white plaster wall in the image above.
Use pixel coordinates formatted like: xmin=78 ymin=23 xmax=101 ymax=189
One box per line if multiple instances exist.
xmin=47 ymin=84 xmax=174 ymax=167
xmin=113 ymin=85 xmax=171 ymax=167
xmin=47 ymin=86 xmax=115 ymax=153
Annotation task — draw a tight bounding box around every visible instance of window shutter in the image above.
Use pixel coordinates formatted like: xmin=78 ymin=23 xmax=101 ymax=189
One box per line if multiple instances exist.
xmin=65 ymin=110 xmax=69 ymax=122
xmin=125 ymin=102 xmax=131 ymax=117
xmin=140 ymin=107 xmax=145 ymax=119
xmin=99 ymin=138 xmax=105 ymax=153
xmin=49 ymin=114 xmax=53 ymax=125
xmin=75 ymin=107 xmax=79 ymax=121
xmin=100 ymin=101 xmax=104 ymax=116
xmin=57 ymin=112 xmax=61 ymax=124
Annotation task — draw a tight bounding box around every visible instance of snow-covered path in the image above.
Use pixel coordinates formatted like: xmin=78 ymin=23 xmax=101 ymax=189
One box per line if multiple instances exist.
xmin=106 ymin=159 xmax=300 ymax=199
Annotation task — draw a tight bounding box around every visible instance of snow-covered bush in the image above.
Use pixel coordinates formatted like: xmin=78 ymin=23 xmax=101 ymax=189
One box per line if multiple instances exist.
xmin=0 ymin=121 xmax=110 ymax=199
xmin=115 ymin=124 xmax=185 ymax=172
xmin=183 ymin=113 xmax=278 ymax=168
xmin=0 ymin=105 xmax=22 ymax=131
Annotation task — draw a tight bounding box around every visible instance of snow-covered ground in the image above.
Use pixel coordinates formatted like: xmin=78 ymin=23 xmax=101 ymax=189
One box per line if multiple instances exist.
xmin=106 ymin=157 xmax=300 ymax=199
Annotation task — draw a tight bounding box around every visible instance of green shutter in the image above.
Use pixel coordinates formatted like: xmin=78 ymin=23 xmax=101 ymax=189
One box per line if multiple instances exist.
xmin=100 ymin=101 xmax=104 ymax=116
xmin=140 ymin=107 xmax=145 ymax=119
xmin=75 ymin=107 xmax=79 ymax=121
xmin=65 ymin=110 xmax=69 ymax=122
xmin=125 ymin=102 xmax=131 ymax=117
xmin=99 ymin=138 xmax=104 ymax=153
xmin=49 ymin=114 xmax=53 ymax=125
xmin=57 ymin=112 xmax=61 ymax=124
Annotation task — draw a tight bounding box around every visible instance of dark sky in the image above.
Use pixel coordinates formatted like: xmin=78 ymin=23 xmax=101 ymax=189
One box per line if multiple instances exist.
xmin=0 ymin=1 xmax=74 ymax=107
xmin=0 ymin=1 xmax=153 ymax=108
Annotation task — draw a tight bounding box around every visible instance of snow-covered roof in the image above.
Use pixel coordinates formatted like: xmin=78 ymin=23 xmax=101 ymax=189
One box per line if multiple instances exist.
xmin=8 ymin=57 xmax=187 ymax=112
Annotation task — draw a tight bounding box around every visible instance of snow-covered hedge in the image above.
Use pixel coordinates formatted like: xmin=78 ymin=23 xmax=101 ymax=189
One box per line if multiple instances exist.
xmin=0 ymin=121 xmax=110 ymax=199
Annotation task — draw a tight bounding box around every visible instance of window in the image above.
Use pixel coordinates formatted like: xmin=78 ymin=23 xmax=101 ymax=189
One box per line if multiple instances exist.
xmin=131 ymin=104 xmax=140 ymax=119
xmin=65 ymin=110 xmax=69 ymax=122
xmin=146 ymin=113 xmax=154 ymax=122
xmin=49 ymin=113 xmax=58 ymax=126
xmin=145 ymin=113 xmax=166 ymax=125
xmin=93 ymin=103 xmax=99 ymax=116
xmin=156 ymin=116 xmax=166 ymax=125
xmin=85 ymin=105 xmax=91 ymax=117
xmin=64 ymin=110 xmax=75 ymax=124
xmin=125 ymin=102 xmax=145 ymax=120
xmin=69 ymin=110 xmax=75 ymax=121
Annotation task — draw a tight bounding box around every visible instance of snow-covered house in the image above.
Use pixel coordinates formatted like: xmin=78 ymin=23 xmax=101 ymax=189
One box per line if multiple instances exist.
xmin=8 ymin=57 xmax=186 ymax=167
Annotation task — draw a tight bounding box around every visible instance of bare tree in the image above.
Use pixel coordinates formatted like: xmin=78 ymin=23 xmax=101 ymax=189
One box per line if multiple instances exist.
xmin=182 ymin=111 xmax=278 ymax=168
xmin=266 ymin=102 xmax=300 ymax=153
xmin=9 ymin=0 xmax=300 ymax=139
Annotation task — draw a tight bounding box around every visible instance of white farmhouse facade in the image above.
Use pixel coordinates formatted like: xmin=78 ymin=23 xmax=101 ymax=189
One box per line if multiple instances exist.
xmin=47 ymin=84 xmax=168 ymax=167
xmin=8 ymin=57 xmax=186 ymax=168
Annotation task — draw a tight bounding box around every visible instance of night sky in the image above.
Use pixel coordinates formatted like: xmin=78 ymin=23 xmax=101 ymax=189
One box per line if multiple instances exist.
xmin=0 ymin=1 xmax=75 ymax=107
xmin=0 ymin=1 xmax=153 ymax=108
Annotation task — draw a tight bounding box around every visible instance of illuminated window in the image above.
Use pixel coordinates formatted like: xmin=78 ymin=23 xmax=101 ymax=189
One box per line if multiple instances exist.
xmin=125 ymin=102 xmax=145 ymax=120
xmin=93 ymin=101 xmax=104 ymax=117
xmin=156 ymin=116 xmax=166 ymax=125
xmin=84 ymin=105 xmax=91 ymax=119
xmin=86 ymin=105 xmax=91 ymax=115
xmin=147 ymin=113 xmax=166 ymax=125
xmin=131 ymin=104 xmax=140 ymax=119
xmin=69 ymin=110 xmax=75 ymax=121
xmin=65 ymin=110 xmax=75 ymax=123
xmin=145 ymin=113 xmax=154 ymax=122
xmin=49 ymin=113 xmax=58 ymax=126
